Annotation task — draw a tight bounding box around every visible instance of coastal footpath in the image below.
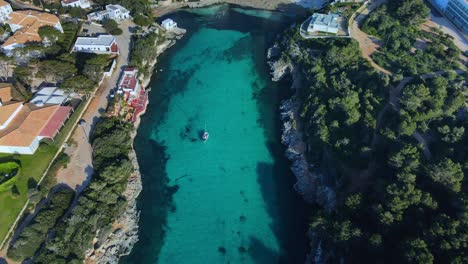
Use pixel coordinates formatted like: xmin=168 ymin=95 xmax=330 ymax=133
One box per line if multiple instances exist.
xmin=86 ymin=27 xmax=186 ymax=264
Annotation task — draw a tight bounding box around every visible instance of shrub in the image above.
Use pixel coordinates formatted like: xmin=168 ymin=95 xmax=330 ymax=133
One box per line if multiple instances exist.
xmin=7 ymin=188 xmax=75 ymax=261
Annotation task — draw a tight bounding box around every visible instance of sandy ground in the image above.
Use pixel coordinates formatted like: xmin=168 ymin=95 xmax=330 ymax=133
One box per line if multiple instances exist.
xmin=350 ymin=0 xmax=392 ymax=75
xmin=55 ymin=21 xmax=134 ymax=192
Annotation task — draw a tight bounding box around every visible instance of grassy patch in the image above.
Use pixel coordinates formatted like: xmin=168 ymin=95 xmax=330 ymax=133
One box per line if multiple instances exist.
xmin=0 ymin=162 xmax=20 ymax=184
xmin=0 ymin=144 xmax=58 ymax=243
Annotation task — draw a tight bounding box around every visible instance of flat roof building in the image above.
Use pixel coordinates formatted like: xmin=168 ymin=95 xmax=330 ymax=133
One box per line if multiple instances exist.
xmin=61 ymin=0 xmax=91 ymax=9
xmin=161 ymin=19 xmax=177 ymax=30
xmin=307 ymin=13 xmax=340 ymax=34
xmin=72 ymin=35 xmax=119 ymax=54
xmin=444 ymin=0 xmax=468 ymax=34
xmin=31 ymin=86 xmax=74 ymax=106
xmin=0 ymin=0 xmax=13 ymax=23
xmin=87 ymin=4 xmax=130 ymax=22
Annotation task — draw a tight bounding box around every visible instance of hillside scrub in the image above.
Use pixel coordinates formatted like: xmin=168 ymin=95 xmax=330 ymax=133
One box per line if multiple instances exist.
xmin=34 ymin=118 xmax=133 ymax=263
xmin=7 ymin=188 xmax=75 ymax=261
xmin=361 ymin=0 xmax=461 ymax=75
xmin=278 ymin=6 xmax=467 ymax=261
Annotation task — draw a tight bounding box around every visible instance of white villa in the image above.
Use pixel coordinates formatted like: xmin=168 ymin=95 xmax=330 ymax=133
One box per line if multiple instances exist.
xmin=0 ymin=0 xmax=13 ymax=23
xmin=161 ymin=18 xmax=177 ymax=30
xmin=307 ymin=13 xmax=340 ymax=34
xmin=61 ymin=0 xmax=91 ymax=9
xmin=0 ymin=83 xmax=72 ymax=154
xmin=2 ymin=10 xmax=63 ymax=54
xmin=72 ymin=35 xmax=119 ymax=54
xmin=87 ymin=4 xmax=130 ymax=22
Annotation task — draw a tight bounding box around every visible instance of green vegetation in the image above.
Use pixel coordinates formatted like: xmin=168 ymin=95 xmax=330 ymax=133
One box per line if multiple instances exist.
xmin=0 ymin=144 xmax=58 ymax=243
xmin=43 ymin=3 xmax=88 ymax=19
xmin=38 ymin=26 xmax=62 ymax=43
xmin=362 ymin=0 xmax=461 ymax=75
xmin=7 ymin=188 xmax=74 ymax=261
xmin=0 ymin=162 xmax=20 ymax=184
xmin=103 ymin=19 xmax=123 ymax=35
xmin=133 ymin=14 xmax=154 ymax=27
xmin=36 ymin=60 xmax=78 ymax=83
xmin=278 ymin=0 xmax=467 ymax=262
xmin=35 ymin=118 xmax=134 ymax=263
xmin=58 ymin=22 xmax=80 ymax=52
xmin=130 ymin=32 xmax=161 ymax=76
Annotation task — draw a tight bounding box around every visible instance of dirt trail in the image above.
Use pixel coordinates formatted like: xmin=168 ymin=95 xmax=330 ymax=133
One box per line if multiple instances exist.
xmin=349 ymin=0 xmax=392 ymax=75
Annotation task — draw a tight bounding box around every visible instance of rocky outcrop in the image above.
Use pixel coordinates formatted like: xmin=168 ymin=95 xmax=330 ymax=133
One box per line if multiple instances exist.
xmin=88 ymin=149 xmax=142 ymax=264
xmin=268 ymin=45 xmax=336 ymax=210
xmin=269 ymin=40 xmax=336 ymax=264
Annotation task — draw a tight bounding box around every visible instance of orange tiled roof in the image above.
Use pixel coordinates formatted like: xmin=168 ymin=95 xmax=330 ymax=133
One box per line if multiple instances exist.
xmin=0 ymin=0 xmax=9 ymax=7
xmin=0 ymin=102 xmax=22 ymax=126
xmin=2 ymin=27 xmax=43 ymax=47
xmin=0 ymin=83 xmax=13 ymax=102
xmin=0 ymin=104 xmax=60 ymax=147
xmin=3 ymin=11 xmax=60 ymax=48
xmin=7 ymin=11 xmax=60 ymax=26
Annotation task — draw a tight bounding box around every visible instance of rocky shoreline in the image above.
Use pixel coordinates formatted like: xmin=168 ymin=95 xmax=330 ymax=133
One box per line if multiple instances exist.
xmin=267 ymin=44 xmax=336 ymax=211
xmin=86 ymin=26 xmax=186 ymax=264
xmin=268 ymin=40 xmax=336 ymax=263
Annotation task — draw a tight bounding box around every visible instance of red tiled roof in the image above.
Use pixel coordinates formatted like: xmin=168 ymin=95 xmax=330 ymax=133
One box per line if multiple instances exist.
xmin=131 ymin=89 xmax=147 ymax=123
xmin=111 ymin=42 xmax=118 ymax=53
xmin=39 ymin=106 xmax=72 ymax=138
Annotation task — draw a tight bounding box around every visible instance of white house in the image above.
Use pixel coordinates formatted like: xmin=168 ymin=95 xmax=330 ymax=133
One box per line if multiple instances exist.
xmin=106 ymin=4 xmax=130 ymax=21
xmin=0 ymin=0 xmax=13 ymax=23
xmin=72 ymin=35 xmax=119 ymax=54
xmin=61 ymin=0 xmax=91 ymax=9
xmin=307 ymin=13 xmax=340 ymax=34
xmin=0 ymin=83 xmax=72 ymax=154
xmin=87 ymin=4 xmax=130 ymax=22
xmin=2 ymin=10 xmax=63 ymax=54
xmin=161 ymin=19 xmax=177 ymax=30
xmin=117 ymin=67 xmax=140 ymax=97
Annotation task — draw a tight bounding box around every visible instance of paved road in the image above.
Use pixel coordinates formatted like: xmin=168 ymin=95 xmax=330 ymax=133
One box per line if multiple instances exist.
xmin=56 ymin=21 xmax=134 ymax=191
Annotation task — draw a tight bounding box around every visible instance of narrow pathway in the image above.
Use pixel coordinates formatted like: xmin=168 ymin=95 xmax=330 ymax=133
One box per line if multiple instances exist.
xmin=387 ymin=69 xmax=464 ymax=160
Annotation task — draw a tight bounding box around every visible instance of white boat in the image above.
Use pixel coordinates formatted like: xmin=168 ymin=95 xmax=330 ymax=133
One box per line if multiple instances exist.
xmin=202 ymin=131 xmax=209 ymax=141
xmin=201 ymin=124 xmax=209 ymax=141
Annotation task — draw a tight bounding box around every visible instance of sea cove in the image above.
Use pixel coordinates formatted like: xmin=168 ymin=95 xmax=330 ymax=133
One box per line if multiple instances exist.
xmin=123 ymin=5 xmax=309 ymax=263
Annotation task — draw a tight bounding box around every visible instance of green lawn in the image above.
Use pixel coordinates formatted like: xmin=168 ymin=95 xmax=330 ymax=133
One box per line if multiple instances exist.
xmin=0 ymin=144 xmax=57 ymax=243
xmin=0 ymin=98 xmax=87 ymax=245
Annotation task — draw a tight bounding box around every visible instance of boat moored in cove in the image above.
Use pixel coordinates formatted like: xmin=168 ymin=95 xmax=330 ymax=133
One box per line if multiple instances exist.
xmin=201 ymin=130 xmax=209 ymax=141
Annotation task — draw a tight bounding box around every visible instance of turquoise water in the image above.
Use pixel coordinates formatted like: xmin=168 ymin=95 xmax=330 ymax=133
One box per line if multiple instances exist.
xmin=123 ymin=5 xmax=308 ymax=263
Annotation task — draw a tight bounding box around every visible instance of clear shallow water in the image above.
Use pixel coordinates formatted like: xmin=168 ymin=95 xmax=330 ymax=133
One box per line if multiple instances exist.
xmin=122 ymin=5 xmax=309 ymax=264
